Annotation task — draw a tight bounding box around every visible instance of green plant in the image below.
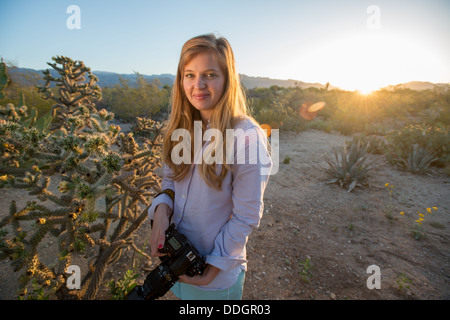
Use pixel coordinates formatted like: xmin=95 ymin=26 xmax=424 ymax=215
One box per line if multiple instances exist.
xmin=0 ymin=61 xmax=53 ymax=134
xmin=37 ymin=56 xmax=102 ymax=130
xmin=401 ymin=144 xmax=438 ymax=174
xmin=17 ymin=278 xmax=51 ymax=300
xmin=399 ymin=206 xmax=438 ymax=240
xmin=325 ymin=141 xmax=371 ymax=192
xmin=347 ymin=134 xmax=386 ymax=155
xmin=386 ymin=123 xmax=449 ymax=170
xmin=395 ymin=273 xmax=412 ymax=293
xmin=107 ymin=269 xmax=139 ymax=300
xmin=298 ymin=257 xmax=313 ymax=283
xmin=101 ymin=74 xmax=170 ymax=121
xmin=283 ymin=155 xmax=291 ymax=164
xmin=0 ymin=59 xmax=9 ymax=99
xmin=0 ymin=57 xmax=164 ymax=300
xmin=383 ymin=182 xmax=397 ymax=220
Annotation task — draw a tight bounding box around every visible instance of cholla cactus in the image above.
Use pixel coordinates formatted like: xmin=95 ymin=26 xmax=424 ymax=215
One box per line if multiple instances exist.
xmin=37 ymin=56 xmax=102 ymax=130
xmin=0 ymin=57 xmax=165 ymax=299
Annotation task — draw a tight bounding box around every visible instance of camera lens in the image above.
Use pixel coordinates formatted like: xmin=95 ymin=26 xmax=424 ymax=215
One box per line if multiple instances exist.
xmin=127 ymin=264 xmax=176 ymax=300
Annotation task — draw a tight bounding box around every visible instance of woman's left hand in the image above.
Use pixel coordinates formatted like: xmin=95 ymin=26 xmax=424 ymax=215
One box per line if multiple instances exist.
xmin=178 ymin=264 xmax=220 ymax=286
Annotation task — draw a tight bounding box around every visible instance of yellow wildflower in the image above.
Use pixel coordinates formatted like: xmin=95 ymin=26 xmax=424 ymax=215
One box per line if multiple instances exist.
xmin=419 ymin=213 xmax=424 ymax=218
xmin=0 ymin=175 xmax=8 ymax=181
xmin=432 ymin=207 xmax=438 ymax=210
xmin=385 ymin=183 xmax=389 ymax=187
xmin=426 ymin=208 xmax=431 ymax=213
xmin=399 ymin=211 xmax=405 ymax=215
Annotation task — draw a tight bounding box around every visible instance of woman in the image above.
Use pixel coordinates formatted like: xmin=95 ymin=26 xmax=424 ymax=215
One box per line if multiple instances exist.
xmin=148 ymin=34 xmax=272 ymax=300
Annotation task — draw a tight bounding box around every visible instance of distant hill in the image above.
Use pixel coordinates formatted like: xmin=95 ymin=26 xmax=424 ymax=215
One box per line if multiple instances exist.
xmin=239 ymin=74 xmax=336 ymax=90
xmin=5 ymin=67 xmax=449 ymax=92
xmin=386 ymin=81 xmax=450 ymax=91
xmin=6 ymin=67 xmax=176 ymax=88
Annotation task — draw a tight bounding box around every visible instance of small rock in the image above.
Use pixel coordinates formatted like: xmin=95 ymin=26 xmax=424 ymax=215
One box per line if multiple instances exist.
xmin=142 ymin=260 xmax=153 ymax=272
xmin=330 ymin=292 xmax=336 ymax=300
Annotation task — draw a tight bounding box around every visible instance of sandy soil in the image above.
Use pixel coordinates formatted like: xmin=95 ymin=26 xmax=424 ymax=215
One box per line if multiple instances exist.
xmin=1 ymin=129 xmax=449 ymax=300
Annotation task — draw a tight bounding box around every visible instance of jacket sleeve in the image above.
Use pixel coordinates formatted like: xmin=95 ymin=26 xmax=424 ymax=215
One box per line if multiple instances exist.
xmin=205 ymin=124 xmax=272 ymax=271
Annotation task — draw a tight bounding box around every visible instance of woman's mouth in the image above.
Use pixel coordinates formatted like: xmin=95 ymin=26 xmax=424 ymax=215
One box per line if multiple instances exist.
xmin=193 ymin=93 xmax=210 ymax=100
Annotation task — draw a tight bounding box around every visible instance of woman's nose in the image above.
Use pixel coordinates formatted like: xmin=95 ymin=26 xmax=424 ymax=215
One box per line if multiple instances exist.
xmin=194 ymin=76 xmax=206 ymax=89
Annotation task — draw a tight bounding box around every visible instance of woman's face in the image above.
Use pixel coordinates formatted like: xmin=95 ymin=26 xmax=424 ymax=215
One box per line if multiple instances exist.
xmin=183 ymin=51 xmax=226 ymax=123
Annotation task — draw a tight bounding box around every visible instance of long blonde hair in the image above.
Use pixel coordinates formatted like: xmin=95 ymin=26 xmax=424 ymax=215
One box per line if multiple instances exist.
xmin=163 ymin=34 xmax=249 ymax=190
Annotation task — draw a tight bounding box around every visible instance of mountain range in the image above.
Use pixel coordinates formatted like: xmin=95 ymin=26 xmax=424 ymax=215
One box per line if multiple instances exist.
xmin=6 ymin=67 xmax=449 ymax=92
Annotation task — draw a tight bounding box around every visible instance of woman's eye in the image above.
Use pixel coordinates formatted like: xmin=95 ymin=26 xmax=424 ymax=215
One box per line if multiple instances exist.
xmin=185 ymin=73 xmax=194 ymax=79
xmin=206 ymin=73 xmax=216 ymax=78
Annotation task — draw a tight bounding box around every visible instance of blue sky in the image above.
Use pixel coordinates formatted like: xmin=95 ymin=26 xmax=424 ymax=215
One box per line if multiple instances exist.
xmin=0 ymin=0 xmax=449 ymax=91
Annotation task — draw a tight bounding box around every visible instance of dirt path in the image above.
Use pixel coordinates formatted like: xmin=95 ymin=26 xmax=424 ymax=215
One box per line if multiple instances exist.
xmin=1 ymin=129 xmax=449 ymax=300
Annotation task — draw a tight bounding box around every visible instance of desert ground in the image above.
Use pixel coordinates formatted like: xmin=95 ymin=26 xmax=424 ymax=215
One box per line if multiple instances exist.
xmin=1 ymin=129 xmax=449 ymax=300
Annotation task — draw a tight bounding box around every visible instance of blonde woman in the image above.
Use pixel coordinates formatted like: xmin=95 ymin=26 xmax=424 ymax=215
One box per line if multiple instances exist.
xmin=148 ymin=34 xmax=272 ymax=300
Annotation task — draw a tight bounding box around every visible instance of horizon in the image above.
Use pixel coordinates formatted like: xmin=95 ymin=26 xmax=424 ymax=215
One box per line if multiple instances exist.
xmin=9 ymin=65 xmax=448 ymax=93
xmin=1 ymin=0 xmax=449 ymax=93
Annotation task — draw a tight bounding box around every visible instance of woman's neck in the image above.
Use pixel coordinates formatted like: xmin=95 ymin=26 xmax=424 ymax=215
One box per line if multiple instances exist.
xmin=200 ymin=110 xmax=213 ymax=127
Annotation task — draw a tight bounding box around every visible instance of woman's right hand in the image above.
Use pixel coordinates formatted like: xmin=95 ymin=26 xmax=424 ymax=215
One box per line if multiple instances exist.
xmin=149 ymin=203 xmax=171 ymax=257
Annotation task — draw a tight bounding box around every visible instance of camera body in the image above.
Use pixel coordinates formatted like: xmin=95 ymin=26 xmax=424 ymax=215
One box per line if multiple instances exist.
xmin=127 ymin=223 xmax=205 ymax=300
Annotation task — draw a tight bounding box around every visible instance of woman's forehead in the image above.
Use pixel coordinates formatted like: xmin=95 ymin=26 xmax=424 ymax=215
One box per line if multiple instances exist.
xmin=184 ymin=51 xmax=220 ymax=70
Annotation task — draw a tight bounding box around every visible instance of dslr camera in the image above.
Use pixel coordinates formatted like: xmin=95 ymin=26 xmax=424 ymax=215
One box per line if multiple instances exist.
xmin=127 ymin=223 xmax=205 ymax=300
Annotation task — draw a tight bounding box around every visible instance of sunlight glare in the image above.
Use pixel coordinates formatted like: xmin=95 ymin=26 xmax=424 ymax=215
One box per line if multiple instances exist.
xmin=296 ymin=32 xmax=446 ymax=92
xmin=356 ymin=87 xmax=375 ymax=95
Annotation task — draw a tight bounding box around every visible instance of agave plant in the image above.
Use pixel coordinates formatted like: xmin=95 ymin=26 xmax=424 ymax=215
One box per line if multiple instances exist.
xmin=401 ymin=144 xmax=438 ymax=175
xmin=325 ymin=141 xmax=371 ymax=192
xmin=347 ymin=134 xmax=386 ymax=155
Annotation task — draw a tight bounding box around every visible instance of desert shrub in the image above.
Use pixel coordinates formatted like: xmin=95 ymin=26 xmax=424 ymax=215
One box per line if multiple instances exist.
xmin=306 ymin=118 xmax=333 ymax=133
xmin=252 ymin=98 xmax=307 ymax=132
xmin=247 ymin=84 xmax=450 ymax=137
xmin=0 ymin=63 xmax=54 ymax=118
xmin=0 ymin=57 xmax=164 ymax=300
xmin=332 ymin=110 xmax=366 ymax=135
xmin=102 ymin=74 xmax=170 ymax=121
xmin=249 ymin=87 xmax=321 ymax=132
xmin=385 ymin=123 xmax=449 ymax=170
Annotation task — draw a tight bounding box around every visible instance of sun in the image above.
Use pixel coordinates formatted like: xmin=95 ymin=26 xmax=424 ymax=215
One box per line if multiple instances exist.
xmin=338 ymin=78 xmax=382 ymax=95
xmin=356 ymin=85 xmax=377 ymax=95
